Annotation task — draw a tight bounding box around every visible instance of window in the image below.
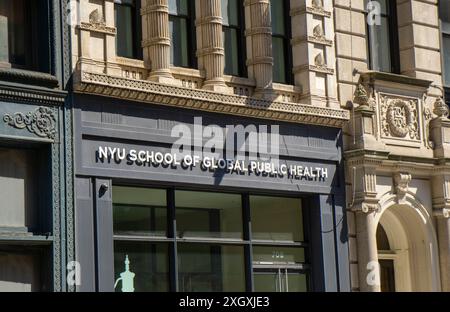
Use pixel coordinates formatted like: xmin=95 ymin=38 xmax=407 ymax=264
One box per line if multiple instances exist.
xmin=0 ymin=147 xmax=52 ymax=291
xmin=0 ymin=0 xmax=50 ymax=72
xmin=365 ymin=0 xmax=400 ymax=73
xmin=169 ymin=0 xmax=196 ymax=68
xmin=115 ymin=0 xmax=142 ymax=59
xmin=112 ymin=186 xmax=310 ymax=292
xmin=440 ymin=0 xmax=450 ymax=106
xmin=271 ymin=0 xmax=293 ymax=84
xmin=222 ymin=0 xmax=246 ymax=77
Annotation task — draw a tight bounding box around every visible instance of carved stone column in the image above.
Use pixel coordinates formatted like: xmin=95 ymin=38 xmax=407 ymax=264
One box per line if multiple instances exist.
xmin=245 ymin=0 xmax=273 ymax=98
xmin=350 ymin=165 xmax=381 ymax=292
xmin=197 ymin=0 xmax=227 ymax=92
xmin=431 ymin=173 xmax=450 ymax=291
xmin=141 ymin=0 xmax=175 ymax=83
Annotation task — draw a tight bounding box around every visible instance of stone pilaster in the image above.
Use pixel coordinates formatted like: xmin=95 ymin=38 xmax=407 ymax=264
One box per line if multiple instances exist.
xmin=196 ymin=0 xmax=227 ymax=92
xmin=245 ymin=0 xmax=273 ymax=99
xmin=292 ymin=0 xmax=337 ymax=107
xmin=141 ymin=0 xmax=175 ymax=83
xmin=432 ymin=173 xmax=450 ymax=291
xmin=350 ymin=165 xmax=381 ymax=292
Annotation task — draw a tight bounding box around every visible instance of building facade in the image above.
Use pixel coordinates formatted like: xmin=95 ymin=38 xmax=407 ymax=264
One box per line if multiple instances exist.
xmin=71 ymin=0 xmax=351 ymax=292
xmin=341 ymin=0 xmax=450 ymax=292
xmin=69 ymin=0 xmax=450 ymax=293
xmin=0 ymin=0 xmax=74 ymax=291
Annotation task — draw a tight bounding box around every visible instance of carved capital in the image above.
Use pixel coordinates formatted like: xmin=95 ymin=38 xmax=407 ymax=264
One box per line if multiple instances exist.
xmin=433 ymin=208 xmax=450 ymax=219
xmin=351 ymin=201 xmax=380 ymax=214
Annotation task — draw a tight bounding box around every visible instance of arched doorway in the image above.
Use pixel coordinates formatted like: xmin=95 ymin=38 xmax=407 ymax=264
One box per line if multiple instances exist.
xmin=375 ymin=202 xmax=441 ymax=292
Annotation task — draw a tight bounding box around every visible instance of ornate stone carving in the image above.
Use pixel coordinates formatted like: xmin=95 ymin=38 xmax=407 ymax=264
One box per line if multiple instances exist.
xmin=433 ymin=208 xmax=450 ymax=219
xmin=394 ymin=172 xmax=411 ymax=203
xmin=354 ymin=83 xmax=375 ymax=109
xmin=313 ymin=24 xmax=323 ymax=37
xmin=433 ymin=97 xmax=449 ymax=118
xmin=78 ymin=9 xmax=115 ymax=34
xmin=314 ymin=53 xmax=324 ymax=66
xmin=3 ymin=106 xmax=57 ymax=140
xmin=76 ymin=71 xmax=350 ymax=127
xmin=380 ymin=96 xmax=419 ymax=140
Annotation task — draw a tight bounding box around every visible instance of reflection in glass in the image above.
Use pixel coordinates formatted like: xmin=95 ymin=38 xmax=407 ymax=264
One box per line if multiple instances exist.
xmin=114 ymin=241 xmax=169 ymax=292
xmin=115 ymin=1 xmax=135 ymax=59
xmin=254 ymin=270 xmax=307 ymax=292
xmin=176 ymin=191 xmax=243 ymax=239
xmin=253 ymin=246 xmax=305 ymax=264
xmin=250 ymin=196 xmax=303 ymax=242
xmin=178 ymin=244 xmax=245 ymax=292
xmin=272 ymin=37 xmax=286 ymax=84
xmin=113 ymin=186 xmax=167 ymax=236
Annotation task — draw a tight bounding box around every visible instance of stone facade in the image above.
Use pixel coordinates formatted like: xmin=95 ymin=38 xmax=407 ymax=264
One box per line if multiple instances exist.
xmin=338 ymin=0 xmax=450 ymax=292
xmin=71 ymin=0 xmax=450 ymax=292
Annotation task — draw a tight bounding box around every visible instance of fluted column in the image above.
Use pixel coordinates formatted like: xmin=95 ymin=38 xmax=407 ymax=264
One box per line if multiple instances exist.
xmin=141 ymin=0 xmax=175 ymax=83
xmin=245 ymin=0 xmax=273 ymax=98
xmin=197 ymin=0 xmax=227 ymax=92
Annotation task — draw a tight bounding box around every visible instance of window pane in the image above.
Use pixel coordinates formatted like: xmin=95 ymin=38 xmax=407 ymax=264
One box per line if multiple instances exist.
xmin=169 ymin=0 xmax=189 ymax=15
xmin=271 ymin=0 xmax=285 ymax=36
xmin=115 ymin=3 xmax=135 ymax=58
xmin=250 ymin=196 xmax=303 ymax=242
xmin=441 ymin=0 xmax=450 ymax=24
xmin=169 ymin=16 xmax=189 ymax=67
xmin=368 ymin=16 xmax=391 ymax=72
xmin=0 ymin=0 xmax=31 ymax=67
xmin=0 ymin=148 xmax=38 ymax=232
xmin=178 ymin=244 xmax=245 ymax=292
xmin=272 ymin=37 xmax=286 ymax=83
xmin=223 ymin=27 xmax=239 ymax=76
xmin=252 ymin=246 xmax=305 ymax=264
xmin=253 ymin=271 xmax=308 ymax=292
xmin=364 ymin=0 xmax=388 ymax=15
xmin=114 ymin=241 xmax=169 ymax=292
xmin=443 ymin=35 xmax=450 ymax=86
xmin=0 ymin=251 xmax=43 ymax=292
xmin=222 ymin=0 xmax=239 ymax=26
xmin=175 ymin=191 xmax=242 ymax=239
xmin=112 ymin=186 xmax=167 ymax=236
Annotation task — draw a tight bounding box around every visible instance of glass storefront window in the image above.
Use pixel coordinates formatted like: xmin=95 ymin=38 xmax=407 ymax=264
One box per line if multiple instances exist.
xmin=113 ymin=186 xmax=167 ymax=237
xmin=111 ymin=186 xmax=308 ymax=292
xmin=114 ymin=241 xmax=169 ymax=292
xmin=250 ymin=196 xmax=303 ymax=242
xmin=253 ymin=270 xmax=308 ymax=292
xmin=175 ymin=190 xmax=243 ymax=239
xmin=177 ymin=243 xmax=245 ymax=292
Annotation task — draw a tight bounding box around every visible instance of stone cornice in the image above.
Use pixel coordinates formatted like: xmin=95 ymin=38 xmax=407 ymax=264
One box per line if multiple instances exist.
xmin=0 ymin=81 xmax=66 ymax=106
xmin=74 ymin=70 xmax=349 ymax=128
xmin=0 ymin=68 xmax=59 ymax=89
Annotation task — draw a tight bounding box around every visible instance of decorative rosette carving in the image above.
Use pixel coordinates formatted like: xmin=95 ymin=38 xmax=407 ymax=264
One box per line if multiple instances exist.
xmin=4 ymin=106 xmax=57 ymax=140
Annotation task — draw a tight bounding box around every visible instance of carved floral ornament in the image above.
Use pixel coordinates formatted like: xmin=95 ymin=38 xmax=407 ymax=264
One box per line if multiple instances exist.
xmin=3 ymin=106 xmax=57 ymax=140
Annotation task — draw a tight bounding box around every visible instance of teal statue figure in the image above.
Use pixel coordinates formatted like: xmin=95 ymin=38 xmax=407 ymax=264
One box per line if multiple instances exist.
xmin=114 ymin=255 xmax=136 ymax=292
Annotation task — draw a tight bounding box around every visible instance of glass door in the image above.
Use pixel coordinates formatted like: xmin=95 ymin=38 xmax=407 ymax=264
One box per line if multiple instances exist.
xmin=253 ymin=265 xmax=308 ymax=292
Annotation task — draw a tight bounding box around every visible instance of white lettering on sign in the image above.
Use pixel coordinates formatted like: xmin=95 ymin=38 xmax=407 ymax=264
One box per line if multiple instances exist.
xmin=96 ymin=146 xmax=329 ymax=180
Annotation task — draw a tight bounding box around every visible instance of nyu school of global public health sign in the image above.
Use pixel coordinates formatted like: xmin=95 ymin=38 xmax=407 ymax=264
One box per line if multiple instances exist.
xmin=94 ymin=118 xmax=329 ymax=181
